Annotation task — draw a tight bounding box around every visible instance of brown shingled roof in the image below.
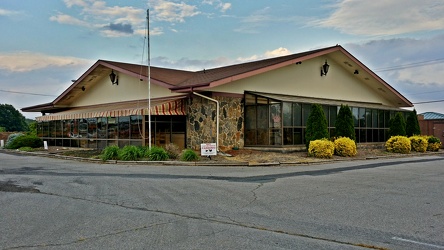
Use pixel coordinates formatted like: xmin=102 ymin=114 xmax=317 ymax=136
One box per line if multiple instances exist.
xmin=171 ymin=46 xmax=338 ymax=90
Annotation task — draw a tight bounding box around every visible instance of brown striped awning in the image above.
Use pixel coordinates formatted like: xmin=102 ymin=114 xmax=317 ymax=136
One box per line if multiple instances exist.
xmin=36 ymin=96 xmax=187 ymax=121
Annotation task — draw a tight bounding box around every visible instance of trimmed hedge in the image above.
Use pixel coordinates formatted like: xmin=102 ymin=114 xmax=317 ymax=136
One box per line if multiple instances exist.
xmin=334 ymin=137 xmax=357 ymax=157
xmin=427 ymin=136 xmax=442 ymax=152
xmin=385 ymin=136 xmax=411 ymax=154
xmin=308 ymin=139 xmax=335 ymax=158
xmin=5 ymin=135 xmax=43 ymax=149
xmin=409 ymin=136 xmax=428 ymax=153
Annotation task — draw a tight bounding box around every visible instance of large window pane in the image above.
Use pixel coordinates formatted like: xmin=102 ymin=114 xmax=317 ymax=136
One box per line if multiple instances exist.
xmin=79 ymin=119 xmax=88 ymax=138
xmin=87 ymin=118 xmax=97 ymax=139
xmin=283 ymin=128 xmax=293 ymax=145
xmin=130 ymin=116 xmax=143 ymax=139
xmin=270 ymin=103 xmax=281 ymax=128
xmin=282 ymin=102 xmax=292 ymax=126
xmin=97 ymin=117 xmax=107 ymax=139
xmin=257 ymin=105 xmax=268 ymax=129
xmin=119 ymin=116 xmax=130 ymax=139
xmin=108 ymin=117 xmax=118 ymax=139
xmin=359 ymin=108 xmax=366 ymax=127
xmin=293 ymin=103 xmax=302 ymax=126
xmin=372 ymin=109 xmax=378 ymax=128
xmin=352 ymin=107 xmax=359 ymax=127
xmin=245 ymin=106 xmax=257 ymax=130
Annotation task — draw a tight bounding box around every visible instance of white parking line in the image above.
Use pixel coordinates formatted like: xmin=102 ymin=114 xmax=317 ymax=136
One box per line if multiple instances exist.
xmin=392 ymin=237 xmax=444 ymax=249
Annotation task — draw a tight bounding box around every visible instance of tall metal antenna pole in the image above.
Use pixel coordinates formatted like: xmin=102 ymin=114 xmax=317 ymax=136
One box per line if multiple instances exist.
xmin=147 ymin=9 xmax=151 ymax=150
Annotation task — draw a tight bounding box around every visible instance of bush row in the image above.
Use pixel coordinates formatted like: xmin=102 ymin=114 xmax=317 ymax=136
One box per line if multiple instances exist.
xmin=385 ymin=135 xmax=441 ymax=154
xmin=308 ymin=137 xmax=357 ymax=158
xmin=309 ymin=135 xmax=441 ymax=158
xmin=100 ymin=144 xmax=199 ymax=162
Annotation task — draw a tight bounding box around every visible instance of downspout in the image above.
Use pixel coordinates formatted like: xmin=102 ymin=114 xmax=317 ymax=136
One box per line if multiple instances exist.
xmin=193 ymin=92 xmax=219 ymax=152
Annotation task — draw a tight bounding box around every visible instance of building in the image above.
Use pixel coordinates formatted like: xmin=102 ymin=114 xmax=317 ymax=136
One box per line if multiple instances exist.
xmin=418 ymin=112 xmax=444 ymax=148
xmin=22 ymin=45 xmax=413 ymax=151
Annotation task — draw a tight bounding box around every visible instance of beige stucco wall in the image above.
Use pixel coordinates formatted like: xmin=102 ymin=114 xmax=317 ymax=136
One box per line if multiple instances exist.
xmin=72 ymin=74 xmax=182 ymax=107
xmin=209 ymin=57 xmax=394 ymax=106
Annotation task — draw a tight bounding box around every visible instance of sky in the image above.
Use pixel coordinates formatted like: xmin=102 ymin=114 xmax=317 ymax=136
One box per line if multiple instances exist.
xmin=1 ymin=0 xmax=444 ymax=119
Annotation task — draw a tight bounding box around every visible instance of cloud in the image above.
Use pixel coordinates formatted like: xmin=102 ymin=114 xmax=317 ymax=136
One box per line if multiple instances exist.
xmin=153 ymin=46 xmax=293 ymax=70
xmin=51 ymin=0 xmax=144 ymax=37
xmin=316 ymin=0 xmax=444 ymax=36
xmin=0 ymin=8 xmax=22 ymax=17
xmin=0 ymin=52 xmax=92 ymax=72
xmin=49 ymin=13 xmax=90 ymax=27
xmin=151 ymin=0 xmax=200 ymax=23
xmin=202 ymin=0 xmax=232 ymax=13
xmin=346 ymin=34 xmax=444 ymax=87
xmin=234 ymin=7 xmax=271 ymax=33
xmin=103 ymin=22 xmax=134 ymax=36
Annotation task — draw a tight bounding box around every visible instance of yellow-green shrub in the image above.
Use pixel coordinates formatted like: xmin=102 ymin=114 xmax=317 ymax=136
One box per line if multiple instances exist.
xmin=385 ymin=136 xmax=411 ymax=154
xmin=409 ymin=136 xmax=428 ymax=153
xmin=427 ymin=136 xmax=442 ymax=152
xmin=334 ymin=137 xmax=357 ymax=157
xmin=308 ymin=139 xmax=335 ymax=158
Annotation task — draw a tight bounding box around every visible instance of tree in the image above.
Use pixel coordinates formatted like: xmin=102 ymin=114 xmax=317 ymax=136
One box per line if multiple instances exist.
xmin=305 ymin=103 xmax=329 ymax=148
xmin=0 ymin=104 xmax=28 ymax=132
xmin=406 ymin=109 xmax=421 ymax=136
xmin=388 ymin=112 xmax=406 ymax=137
xmin=335 ymin=104 xmax=356 ymax=140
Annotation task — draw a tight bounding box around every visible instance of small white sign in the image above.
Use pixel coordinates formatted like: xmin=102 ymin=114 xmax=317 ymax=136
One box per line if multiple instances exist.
xmin=201 ymin=143 xmax=217 ymax=156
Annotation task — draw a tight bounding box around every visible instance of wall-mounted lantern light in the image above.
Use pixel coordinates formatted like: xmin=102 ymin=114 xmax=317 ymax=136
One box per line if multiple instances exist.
xmin=81 ymin=86 xmax=85 ymax=91
xmin=109 ymin=70 xmax=118 ymax=85
xmin=320 ymin=60 xmax=330 ymax=76
xmin=354 ymin=69 xmax=359 ymax=75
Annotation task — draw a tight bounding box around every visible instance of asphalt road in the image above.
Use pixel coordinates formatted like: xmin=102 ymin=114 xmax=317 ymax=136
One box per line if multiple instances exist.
xmin=0 ymin=152 xmax=443 ymax=250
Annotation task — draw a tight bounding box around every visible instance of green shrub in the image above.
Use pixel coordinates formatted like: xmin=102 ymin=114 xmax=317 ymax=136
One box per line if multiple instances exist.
xmin=389 ymin=112 xmax=406 ymax=137
xmin=119 ymin=145 xmax=142 ymax=161
xmin=335 ymin=105 xmax=356 ymax=141
xmin=18 ymin=146 xmax=34 ymax=152
xmin=6 ymin=135 xmax=43 ymax=149
xmin=406 ymin=109 xmax=420 ymax=137
xmin=308 ymin=139 xmax=335 ymax=158
xmin=427 ymin=136 xmax=442 ymax=152
xmin=101 ymin=145 xmax=120 ymax=161
xmin=305 ymin=104 xmax=329 ymax=149
xmin=334 ymin=137 xmax=357 ymax=157
xmin=5 ymin=133 xmax=24 ymax=148
xmin=409 ymin=136 xmax=428 ymax=153
xmin=148 ymin=146 xmax=169 ymax=161
xmin=164 ymin=143 xmax=180 ymax=159
xmin=180 ymin=149 xmax=199 ymax=161
xmin=385 ymin=136 xmax=411 ymax=154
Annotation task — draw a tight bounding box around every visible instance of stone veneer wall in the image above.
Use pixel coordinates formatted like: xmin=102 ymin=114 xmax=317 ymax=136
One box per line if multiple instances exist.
xmin=187 ymin=95 xmax=244 ymax=151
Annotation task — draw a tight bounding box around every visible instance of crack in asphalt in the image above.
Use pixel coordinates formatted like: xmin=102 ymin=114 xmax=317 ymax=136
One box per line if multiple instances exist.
xmin=1 ymin=157 xmax=443 ymax=184
xmin=3 ymin=190 xmax=389 ymax=249
xmin=3 ymin=220 xmax=182 ymax=250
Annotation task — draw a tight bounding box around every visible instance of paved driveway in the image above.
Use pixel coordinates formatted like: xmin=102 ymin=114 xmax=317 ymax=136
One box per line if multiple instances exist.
xmin=1 ymin=152 xmax=443 ymax=249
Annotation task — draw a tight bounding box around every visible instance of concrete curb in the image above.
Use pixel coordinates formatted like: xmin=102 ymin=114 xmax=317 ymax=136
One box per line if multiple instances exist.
xmin=1 ymin=148 xmax=443 ymax=167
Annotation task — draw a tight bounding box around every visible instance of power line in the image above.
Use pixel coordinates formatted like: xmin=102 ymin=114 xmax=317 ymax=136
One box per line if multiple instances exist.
xmin=413 ymin=99 xmax=444 ymax=104
xmin=374 ymin=58 xmax=444 ymax=72
xmin=0 ymin=89 xmax=56 ymax=97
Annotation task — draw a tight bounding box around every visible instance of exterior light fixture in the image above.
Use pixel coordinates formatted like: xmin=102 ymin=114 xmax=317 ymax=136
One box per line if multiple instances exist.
xmin=109 ymin=70 xmax=118 ymax=85
xmin=320 ymin=60 xmax=330 ymax=76
xmin=81 ymin=86 xmax=85 ymax=91
xmin=354 ymin=69 xmax=359 ymax=75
